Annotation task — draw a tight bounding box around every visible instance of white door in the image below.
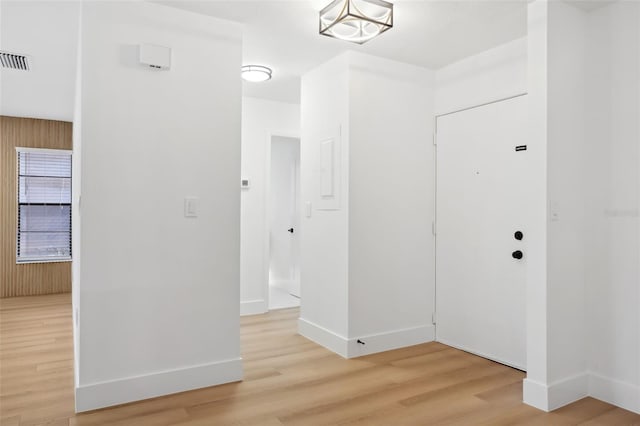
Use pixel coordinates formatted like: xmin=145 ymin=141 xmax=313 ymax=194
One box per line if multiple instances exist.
xmin=269 ymin=136 xmax=300 ymax=297
xmin=436 ymin=95 xmax=529 ymax=370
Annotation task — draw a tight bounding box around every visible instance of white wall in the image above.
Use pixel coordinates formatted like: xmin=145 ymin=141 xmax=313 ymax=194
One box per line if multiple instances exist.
xmin=545 ymin=0 xmax=588 ymax=401
xmin=525 ymin=0 xmax=589 ymax=411
xmin=0 ymin=1 xmax=79 ymax=121
xmin=76 ymin=1 xmax=242 ymax=411
xmin=241 ymin=97 xmax=300 ymax=315
xmin=435 ymin=37 xmax=527 ymax=115
xmin=299 ymin=52 xmax=436 ymax=358
xmin=299 ymin=54 xmax=351 ymax=351
xmin=523 ymin=0 xmax=550 ymax=408
xmin=584 ymin=1 xmax=640 ymax=414
xmin=347 ymin=52 xmax=435 ymax=356
xmin=524 ymin=0 xmax=640 ymax=414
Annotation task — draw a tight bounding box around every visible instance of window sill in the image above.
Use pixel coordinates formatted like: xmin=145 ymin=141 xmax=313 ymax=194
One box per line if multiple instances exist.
xmin=17 ymin=257 xmax=72 ymax=265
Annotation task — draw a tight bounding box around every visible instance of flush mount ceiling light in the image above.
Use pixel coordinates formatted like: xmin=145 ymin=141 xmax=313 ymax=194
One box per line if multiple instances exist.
xmin=241 ymin=65 xmax=272 ymax=82
xmin=319 ymin=0 xmax=393 ymax=44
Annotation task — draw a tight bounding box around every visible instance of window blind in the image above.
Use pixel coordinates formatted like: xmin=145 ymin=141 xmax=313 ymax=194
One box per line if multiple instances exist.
xmin=17 ymin=150 xmax=72 ymax=262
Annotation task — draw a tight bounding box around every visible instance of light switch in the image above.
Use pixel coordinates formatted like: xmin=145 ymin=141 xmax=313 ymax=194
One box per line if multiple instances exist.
xmin=184 ymin=197 xmax=198 ymax=217
xmin=305 ymin=202 xmax=312 ymax=218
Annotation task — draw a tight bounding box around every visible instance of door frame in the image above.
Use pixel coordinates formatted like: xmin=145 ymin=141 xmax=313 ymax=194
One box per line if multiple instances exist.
xmin=264 ymin=130 xmax=301 ymax=310
xmin=433 ymin=92 xmax=527 ymax=366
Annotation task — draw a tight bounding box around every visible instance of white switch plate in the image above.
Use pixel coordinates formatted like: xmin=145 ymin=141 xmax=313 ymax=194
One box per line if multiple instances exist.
xmin=184 ymin=197 xmax=198 ymax=217
xmin=305 ymin=202 xmax=312 ymax=218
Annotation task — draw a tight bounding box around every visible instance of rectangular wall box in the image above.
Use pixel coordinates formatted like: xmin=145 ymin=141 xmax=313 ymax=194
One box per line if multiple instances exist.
xmin=320 ymin=138 xmax=334 ymax=197
xmin=139 ymin=44 xmax=171 ymax=70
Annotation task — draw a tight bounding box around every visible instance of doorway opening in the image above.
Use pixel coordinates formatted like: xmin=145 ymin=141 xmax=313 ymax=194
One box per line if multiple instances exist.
xmin=267 ymin=135 xmax=301 ymax=310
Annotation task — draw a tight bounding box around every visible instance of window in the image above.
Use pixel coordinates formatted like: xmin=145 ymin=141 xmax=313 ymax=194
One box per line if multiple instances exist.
xmin=16 ymin=148 xmax=72 ymax=263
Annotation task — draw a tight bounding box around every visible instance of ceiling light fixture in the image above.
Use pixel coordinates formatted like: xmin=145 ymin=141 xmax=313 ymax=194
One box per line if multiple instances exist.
xmin=319 ymin=0 xmax=393 ymax=44
xmin=241 ymin=65 xmax=272 ymax=82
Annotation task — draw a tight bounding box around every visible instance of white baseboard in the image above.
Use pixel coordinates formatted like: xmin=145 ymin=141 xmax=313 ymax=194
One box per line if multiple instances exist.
xmin=522 ymin=371 xmax=640 ymax=414
xmin=240 ymin=299 xmax=268 ymax=316
xmin=547 ymin=373 xmax=589 ymax=410
xmin=523 ymin=378 xmax=551 ymax=411
xmin=298 ymin=318 xmax=349 ymax=358
xmin=589 ymin=373 xmax=640 ymax=414
xmin=523 ymin=374 xmax=588 ymax=412
xmin=298 ymin=318 xmax=435 ymax=359
xmin=347 ymin=324 xmax=435 ymax=358
xmin=75 ymin=357 xmax=242 ymax=412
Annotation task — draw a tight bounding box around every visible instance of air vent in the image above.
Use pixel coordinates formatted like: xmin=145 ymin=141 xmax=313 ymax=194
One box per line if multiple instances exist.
xmin=0 ymin=51 xmax=31 ymax=71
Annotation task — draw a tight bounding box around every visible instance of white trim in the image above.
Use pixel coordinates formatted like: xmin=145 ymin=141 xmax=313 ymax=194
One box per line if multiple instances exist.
xmin=298 ymin=319 xmax=435 ymax=359
xmin=524 ymin=373 xmax=639 ymax=414
xmin=435 ymin=92 xmax=528 ymax=119
xmin=15 ymin=147 xmax=72 ymax=155
xmin=347 ymin=324 xmax=435 ymax=358
xmin=589 ymin=373 xmax=640 ymax=414
xmin=522 ymin=373 xmax=589 ymax=412
xmin=75 ymin=357 xmax=242 ymax=413
xmin=240 ymin=299 xmax=268 ymax=316
xmin=16 ymin=257 xmax=72 ymax=264
xmin=523 ymin=378 xmax=551 ymax=411
xmin=547 ymin=373 xmax=589 ymax=410
xmin=298 ymin=318 xmax=349 ymax=358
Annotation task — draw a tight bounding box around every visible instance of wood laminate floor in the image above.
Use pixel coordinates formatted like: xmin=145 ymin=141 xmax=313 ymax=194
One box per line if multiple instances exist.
xmin=1 ymin=294 xmax=639 ymax=425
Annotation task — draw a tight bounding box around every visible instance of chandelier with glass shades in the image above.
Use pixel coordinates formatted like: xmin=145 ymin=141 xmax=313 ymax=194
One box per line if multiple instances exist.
xmin=319 ymin=0 xmax=393 ymax=44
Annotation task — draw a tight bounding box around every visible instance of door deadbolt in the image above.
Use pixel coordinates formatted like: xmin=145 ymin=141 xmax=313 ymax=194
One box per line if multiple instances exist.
xmin=512 ymin=250 xmax=523 ymax=260
xmin=514 ymin=231 xmax=523 ymax=240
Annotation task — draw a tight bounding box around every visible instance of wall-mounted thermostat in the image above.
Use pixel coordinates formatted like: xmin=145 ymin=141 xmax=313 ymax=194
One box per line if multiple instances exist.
xmin=139 ymin=44 xmax=171 ymax=70
xmin=241 ymin=178 xmax=251 ymax=189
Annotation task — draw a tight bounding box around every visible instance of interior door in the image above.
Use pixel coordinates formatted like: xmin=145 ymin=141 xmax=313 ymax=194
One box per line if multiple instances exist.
xmin=289 ymin=152 xmax=301 ymax=297
xmin=269 ymin=137 xmax=301 ymax=297
xmin=435 ymin=95 xmax=529 ymax=370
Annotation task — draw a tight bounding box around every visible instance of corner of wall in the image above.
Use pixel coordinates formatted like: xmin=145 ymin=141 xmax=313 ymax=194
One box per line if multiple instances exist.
xmin=523 ymin=378 xmax=551 ymax=411
xmin=523 ymin=374 xmax=589 ymax=412
xmin=298 ymin=318 xmax=349 ymax=358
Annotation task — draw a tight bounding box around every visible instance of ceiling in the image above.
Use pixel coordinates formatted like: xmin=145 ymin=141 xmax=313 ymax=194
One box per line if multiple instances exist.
xmin=1 ymin=0 xmax=616 ymax=118
xmin=158 ymin=0 xmax=530 ymax=103
xmin=0 ymin=1 xmax=80 ymax=121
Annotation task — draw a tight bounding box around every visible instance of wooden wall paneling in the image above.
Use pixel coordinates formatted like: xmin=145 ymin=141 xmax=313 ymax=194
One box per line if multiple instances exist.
xmin=1 ymin=116 xmax=73 ymax=298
